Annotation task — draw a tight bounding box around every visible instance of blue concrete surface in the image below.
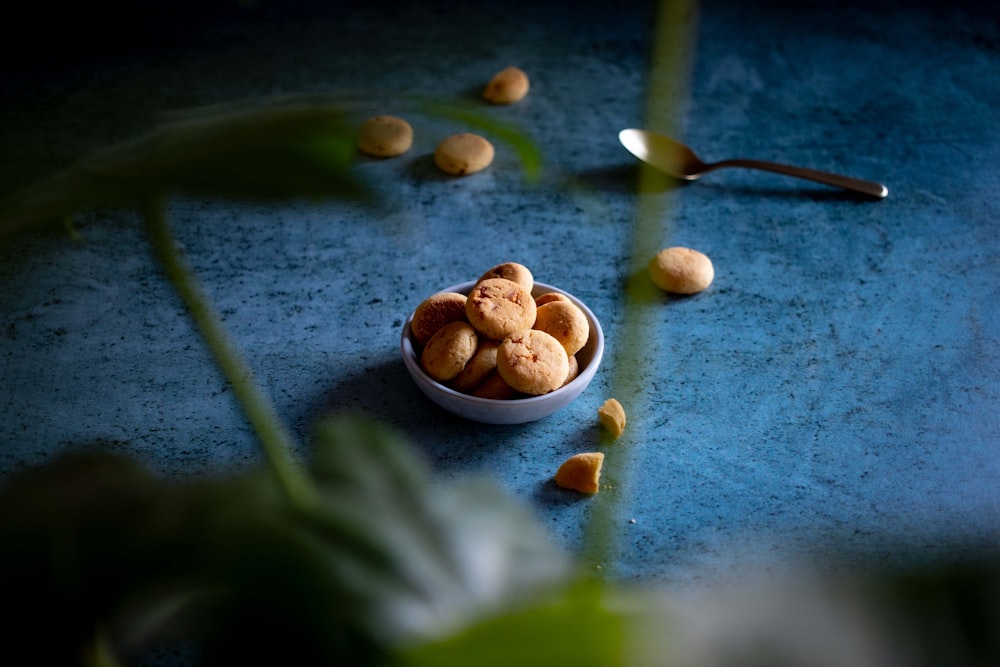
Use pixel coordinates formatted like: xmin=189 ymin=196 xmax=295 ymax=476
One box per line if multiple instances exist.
xmin=1 ymin=0 xmax=998 ymax=592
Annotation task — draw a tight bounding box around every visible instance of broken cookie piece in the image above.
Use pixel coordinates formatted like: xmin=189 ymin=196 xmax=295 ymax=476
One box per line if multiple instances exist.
xmin=598 ymin=398 xmax=626 ymax=438
xmin=554 ymin=452 xmax=605 ymax=493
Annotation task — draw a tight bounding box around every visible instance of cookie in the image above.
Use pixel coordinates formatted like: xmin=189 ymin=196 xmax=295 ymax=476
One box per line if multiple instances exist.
xmin=554 ymin=452 xmax=604 ymax=494
xmin=434 ymin=132 xmax=495 ymax=176
xmin=420 ymin=321 xmax=479 ymax=382
xmin=533 ymin=300 xmax=589 ymax=356
xmin=648 ymin=246 xmax=714 ymax=294
xmin=465 ymin=277 xmax=537 ymax=340
xmin=449 ymin=338 xmax=499 ymax=393
xmin=562 ymin=353 xmax=579 ymax=387
xmin=478 ymin=261 xmax=533 ymax=292
xmin=410 ymin=291 xmax=468 ymax=346
xmin=471 ymin=370 xmax=517 ymax=400
xmin=535 ymin=292 xmax=569 ymax=307
xmin=496 ymin=329 xmax=569 ymax=395
xmin=483 ymin=66 xmax=530 ymax=104
xmin=356 ymin=114 xmax=413 ymax=158
xmin=598 ymin=398 xmax=626 ymax=438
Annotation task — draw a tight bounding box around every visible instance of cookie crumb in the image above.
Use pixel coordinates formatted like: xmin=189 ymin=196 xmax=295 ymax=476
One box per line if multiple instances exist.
xmin=598 ymin=398 xmax=626 ymax=438
xmin=554 ymin=452 xmax=604 ymax=494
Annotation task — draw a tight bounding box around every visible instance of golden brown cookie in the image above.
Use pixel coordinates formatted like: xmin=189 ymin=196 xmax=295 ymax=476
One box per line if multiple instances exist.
xmin=434 ymin=132 xmax=495 ymax=176
xmin=598 ymin=398 xmax=626 ymax=438
xmin=410 ymin=291 xmax=468 ymax=346
xmin=533 ymin=300 xmax=589 ymax=356
xmin=420 ymin=321 xmax=478 ymax=382
xmin=648 ymin=246 xmax=714 ymax=294
xmin=465 ymin=278 xmax=537 ymax=340
xmin=449 ymin=338 xmax=499 ymax=393
xmin=471 ymin=370 xmax=517 ymax=400
xmin=554 ymin=452 xmax=604 ymax=494
xmin=562 ymin=353 xmax=579 ymax=387
xmin=477 ymin=262 xmax=533 ymax=292
xmin=496 ymin=329 xmax=569 ymax=395
xmin=483 ymin=66 xmax=530 ymax=104
xmin=356 ymin=114 xmax=413 ymax=158
xmin=535 ymin=292 xmax=569 ymax=307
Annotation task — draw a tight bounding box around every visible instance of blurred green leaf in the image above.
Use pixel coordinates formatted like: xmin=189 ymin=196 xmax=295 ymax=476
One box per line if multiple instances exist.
xmin=303 ymin=414 xmax=574 ymax=647
xmin=396 ymin=578 xmax=627 ymax=667
xmin=0 ymin=415 xmax=576 ymax=665
xmin=0 ymin=92 xmax=549 ymax=245
xmin=0 ymin=100 xmax=367 ymax=243
xmin=0 ymin=447 xmax=220 ymax=663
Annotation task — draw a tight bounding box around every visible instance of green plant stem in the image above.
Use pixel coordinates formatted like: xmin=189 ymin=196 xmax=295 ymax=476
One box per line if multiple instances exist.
xmin=582 ymin=0 xmax=698 ymax=574
xmin=143 ymin=195 xmax=319 ymax=510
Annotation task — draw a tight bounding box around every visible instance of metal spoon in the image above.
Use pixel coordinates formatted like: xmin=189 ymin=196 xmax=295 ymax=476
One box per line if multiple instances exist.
xmin=619 ymin=129 xmax=888 ymax=199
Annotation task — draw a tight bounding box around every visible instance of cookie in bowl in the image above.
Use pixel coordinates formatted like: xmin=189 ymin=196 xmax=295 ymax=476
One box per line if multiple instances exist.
xmin=400 ymin=264 xmax=604 ymax=424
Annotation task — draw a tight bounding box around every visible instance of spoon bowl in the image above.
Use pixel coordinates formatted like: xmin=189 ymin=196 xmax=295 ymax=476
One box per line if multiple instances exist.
xmin=619 ymin=129 xmax=888 ymax=199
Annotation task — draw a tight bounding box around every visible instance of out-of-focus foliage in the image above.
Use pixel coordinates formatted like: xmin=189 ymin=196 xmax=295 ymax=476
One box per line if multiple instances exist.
xmin=0 ymin=416 xmax=584 ymax=665
xmin=3 ymin=416 xmax=998 ymax=666
xmin=0 ymin=100 xmax=366 ymax=243
xmin=0 ymin=95 xmax=545 ymax=245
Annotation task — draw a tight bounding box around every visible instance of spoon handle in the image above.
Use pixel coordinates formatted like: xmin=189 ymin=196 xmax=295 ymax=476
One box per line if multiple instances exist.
xmin=710 ymin=158 xmax=888 ymax=198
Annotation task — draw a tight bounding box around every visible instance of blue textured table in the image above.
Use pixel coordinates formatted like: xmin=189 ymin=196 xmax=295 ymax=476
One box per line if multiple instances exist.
xmin=1 ymin=0 xmax=998 ymax=592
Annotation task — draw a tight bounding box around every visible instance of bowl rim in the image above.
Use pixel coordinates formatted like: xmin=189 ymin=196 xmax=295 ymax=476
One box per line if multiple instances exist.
xmin=400 ymin=280 xmax=604 ymax=408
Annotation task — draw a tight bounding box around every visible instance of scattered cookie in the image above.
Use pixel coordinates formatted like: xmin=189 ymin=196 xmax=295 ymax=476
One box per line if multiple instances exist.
xmin=478 ymin=261 xmax=534 ymax=292
xmin=434 ymin=132 xmax=495 ymax=176
xmin=410 ymin=291 xmax=468 ymax=346
xmin=483 ymin=66 xmax=530 ymax=104
xmin=554 ymin=452 xmax=605 ymax=494
xmin=648 ymin=246 xmax=714 ymax=294
xmin=465 ymin=277 xmax=537 ymax=340
xmin=420 ymin=321 xmax=479 ymax=382
xmin=598 ymin=398 xmax=626 ymax=438
xmin=533 ymin=300 xmax=589 ymax=356
xmin=356 ymin=114 xmax=413 ymax=158
xmin=496 ymin=329 xmax=569 ymax=395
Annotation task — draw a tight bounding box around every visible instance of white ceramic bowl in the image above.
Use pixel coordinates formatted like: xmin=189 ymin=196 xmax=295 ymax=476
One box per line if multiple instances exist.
xmin=401 ymin=280 xmax=604 ymax=424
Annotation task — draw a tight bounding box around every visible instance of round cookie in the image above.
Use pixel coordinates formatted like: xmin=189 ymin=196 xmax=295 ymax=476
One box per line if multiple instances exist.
xmin=477 ymin=262 xmax=533 ymax=292
xmin=410 ymin=291 xmax=468 ymax=346
xmin=420 ymin=321 xmax=479 ymax=382
xmin=357 ymin=114 xmax=413 ymax=158
xmin=496 ymin=329 xmax=569 ymax=395
xmin=648 ymin=246 xmax=714 ymax=294
xmin=449 ymin=338 xmax=499 ymax=393
xmin=483 ymin=66 xmax=530 ymax=104
xmin=471 ymin=370 xmax=517 ymax=400
xmin=434 ymin=133 xmax=495 ymax=176
xmin=562 ymin=353 xmax=579 ymax=387
xmin=465 ymin=277 xmax=537 ymax=340
xmin=535 ymin=292 xmax=569 ymax=307
xmin=533 ymin=300 xmax=589 ymax=356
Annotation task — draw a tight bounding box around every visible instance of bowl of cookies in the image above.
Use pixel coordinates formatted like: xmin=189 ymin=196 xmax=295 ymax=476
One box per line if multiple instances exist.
xmin=400 ymin=262 xmax=604 ymax=424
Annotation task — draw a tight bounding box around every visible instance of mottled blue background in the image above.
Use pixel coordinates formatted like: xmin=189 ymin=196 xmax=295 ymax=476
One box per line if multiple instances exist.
xmin=2 ymin=0 xmax=998 ymax=588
